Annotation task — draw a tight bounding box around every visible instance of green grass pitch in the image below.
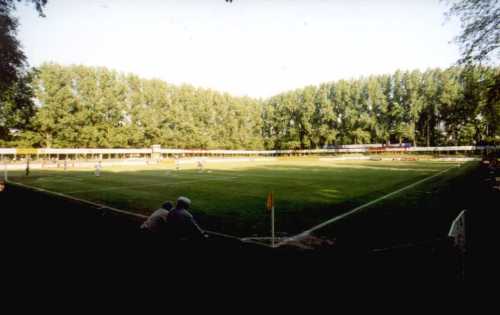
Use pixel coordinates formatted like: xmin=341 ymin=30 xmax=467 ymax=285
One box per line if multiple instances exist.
xmin=8 ymin=158 xmax=473 ymax=238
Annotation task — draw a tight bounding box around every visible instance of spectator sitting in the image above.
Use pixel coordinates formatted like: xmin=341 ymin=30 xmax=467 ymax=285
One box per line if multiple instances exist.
xmin=140 ymin=201 xmax=173 ymax=234
xmin=166 ymin=196 xmax=207 ymax=240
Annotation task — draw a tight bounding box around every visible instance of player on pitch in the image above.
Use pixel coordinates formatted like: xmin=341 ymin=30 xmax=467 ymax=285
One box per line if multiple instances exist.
xmin=25 ymin=158 xmax=30 ymax=176
xmin=95 ymin=161 xmax=102 ymax=177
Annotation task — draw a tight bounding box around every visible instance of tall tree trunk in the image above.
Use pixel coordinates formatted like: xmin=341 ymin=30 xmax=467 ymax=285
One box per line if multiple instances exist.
xmin=412 ymin=120 xmax=417 ymax=147
xmin=426 ymin=119 xmax=430 ymax=147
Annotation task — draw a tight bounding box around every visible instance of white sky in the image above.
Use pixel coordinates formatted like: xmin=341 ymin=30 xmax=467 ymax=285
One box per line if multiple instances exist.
xmin=16 ymin=0 xmax=462 ymax=98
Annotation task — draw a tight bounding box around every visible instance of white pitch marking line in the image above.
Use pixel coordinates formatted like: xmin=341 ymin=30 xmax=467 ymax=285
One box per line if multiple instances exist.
xmin=6 ymin=179 xmax=264 ymax=245
xmin=323 ymin=164 xmax=442 ymax=172
xmin=7 ymin=180 xmax=148 ymax=219
xmin=276 ymin=165 xmax=459 ymax=247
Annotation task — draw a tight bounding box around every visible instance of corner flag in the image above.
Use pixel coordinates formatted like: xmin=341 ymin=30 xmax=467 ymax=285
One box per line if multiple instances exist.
xmin=448 ymin=210 xmax=466 ymax=253
xmin=266 ymin=192 xmax=274 ymax=212
xmin=266 ymin=192 xmax=275 ymax=247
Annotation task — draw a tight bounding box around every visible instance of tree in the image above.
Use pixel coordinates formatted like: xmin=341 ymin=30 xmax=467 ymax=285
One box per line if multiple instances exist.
xmin=388 ymin=70 xmax=407 ymax=144
xmin=444 ymin=1 xmax=500 ymax=144
xmin=365 ymin=76 xmax=390 ymax=144
xmin=32 ymin=64 xmax=77 ymax=147
xmin=419 ymin=69 xmax=441 ymax=146
xmin=402 ymin=70 xmax=425 ymax=146
xmin=437 ymin=68 xmax=463 ymax=145
xmin=482 ymin=67 xmax=500 ymax=142
xmin=444 ymin=0 xmax=499 ymax=64
xmin=27 ymin=63 xmax=498 ymax=149
xmin=0 ymin=70 xmax=36 ymax=145
xmin=0 ymin=0 xmax=46 ymax=94
xmin=311 ymin=83 xmax=337 ymax=148
xmin=332 ymin=80 xmax=354 ymax=144
xmin=0 ymin=0 xmax=47 ymax=145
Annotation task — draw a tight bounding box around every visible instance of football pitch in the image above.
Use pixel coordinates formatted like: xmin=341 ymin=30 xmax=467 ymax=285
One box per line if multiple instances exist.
xmin=7 ymin=158 xmax=474 ymax=239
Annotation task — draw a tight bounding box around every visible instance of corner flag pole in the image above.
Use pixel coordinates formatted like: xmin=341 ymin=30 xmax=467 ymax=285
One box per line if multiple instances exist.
xmin=266 ymin=192 xmax=275 ymax=247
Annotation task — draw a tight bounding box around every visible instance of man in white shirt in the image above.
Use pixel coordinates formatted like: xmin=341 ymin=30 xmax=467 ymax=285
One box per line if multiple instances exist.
xmin=140 ymin=201 xmax=173 ymax=234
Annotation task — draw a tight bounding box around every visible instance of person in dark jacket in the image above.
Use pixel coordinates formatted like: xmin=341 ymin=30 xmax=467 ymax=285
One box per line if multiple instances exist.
xmin=166 ymin=196 xmax=207 ymax=240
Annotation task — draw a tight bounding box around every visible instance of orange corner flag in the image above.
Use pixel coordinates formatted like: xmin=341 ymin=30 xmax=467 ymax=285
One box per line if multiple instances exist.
xmin=266 ymin=192 xmax=274 ymax=211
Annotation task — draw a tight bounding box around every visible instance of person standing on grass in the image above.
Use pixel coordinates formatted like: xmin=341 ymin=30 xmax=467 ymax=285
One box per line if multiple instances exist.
xmin=140 ymin=201 xmax=174 ymax=235
xmin=95 ymin=161 xmax=102 ymax=177
xmin=166 ymin=196 xmax=208 ymax=240
xmin=25 ymin=158 xmax=30 ymax=176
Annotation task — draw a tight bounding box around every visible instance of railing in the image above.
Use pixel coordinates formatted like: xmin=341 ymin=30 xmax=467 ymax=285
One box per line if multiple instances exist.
xmin=0 ymin=145 xmax=498 ymax=157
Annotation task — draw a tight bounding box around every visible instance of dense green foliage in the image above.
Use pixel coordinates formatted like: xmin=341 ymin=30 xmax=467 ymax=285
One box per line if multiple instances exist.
xmin=1 ymin=63 xmax=499 ymax=148
xmin=0 ymin=71 xmax=36 ymax=143
xmin=0 ymin=0 xmax=45 ymax=146
xmin=265 ymin=67 xmax=499 ymax=148
xmin=26 ymin=64 xmax=264 ymax=149
xmin=0 ymin=0 xmax=45 ymax=93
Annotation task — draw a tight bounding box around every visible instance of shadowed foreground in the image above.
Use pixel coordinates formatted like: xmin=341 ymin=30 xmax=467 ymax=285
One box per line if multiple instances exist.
xmin=3 ymin=161 xmax=494 ymax=281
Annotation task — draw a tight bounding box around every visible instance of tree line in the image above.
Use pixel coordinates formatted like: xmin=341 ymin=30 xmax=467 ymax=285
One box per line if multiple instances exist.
xmin=264 ymin=66 xmax=499 ymax=149
xmin=1 ymin=0 xmax=498 ymax=149
xmin=12 ymin=63 xmax=264 ymax=149
xmin=0 ymin=63 xmax=498 ymax=149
